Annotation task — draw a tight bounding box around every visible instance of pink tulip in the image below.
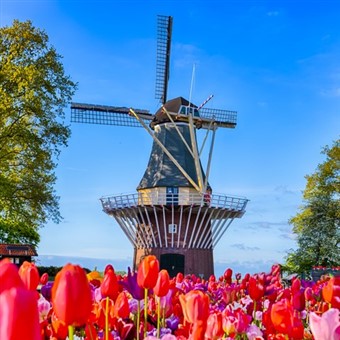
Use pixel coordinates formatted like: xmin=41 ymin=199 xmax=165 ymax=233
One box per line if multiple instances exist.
xmin=309 ymin=308 xmax=340 ymax=340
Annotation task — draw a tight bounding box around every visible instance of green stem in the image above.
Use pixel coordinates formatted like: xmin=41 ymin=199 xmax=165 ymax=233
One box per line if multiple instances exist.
xmin=144 ymin=288 xmax=148 ymax=339
xmin=162 ymin=304 xmax=165 ymax=327
xmin=105 ymin=296 xmax=109 ymax=340
xmin=68 ymin=325 xmax=74 ymax=340
xmin=253 ymin=300 xmax=257 ymax=323
xmin=137 ymin=300 xmax=140 ymax=340
xmin=157 ymin=296 xmax=161 ymax=338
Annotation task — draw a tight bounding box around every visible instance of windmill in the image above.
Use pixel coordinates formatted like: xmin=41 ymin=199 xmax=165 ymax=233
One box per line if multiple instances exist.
xmin=71 ymin=15 xmax=248 ymax=278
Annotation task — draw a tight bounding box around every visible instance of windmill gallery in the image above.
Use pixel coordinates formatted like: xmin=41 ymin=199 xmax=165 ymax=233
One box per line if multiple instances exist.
xmin=70 ymin=16 xmax=249 ymax=278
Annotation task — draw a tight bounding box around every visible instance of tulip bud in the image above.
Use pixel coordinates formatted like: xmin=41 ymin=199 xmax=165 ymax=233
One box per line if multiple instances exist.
xmin=51 ymin=263 xmax=92 ymax=326
xmin=137 ymin=255 xmax=159 ymax=290
xmin=18 ymin=261 xmax=40 ymax=291
xmin=154 ymin=269 xmax=170 ymax=297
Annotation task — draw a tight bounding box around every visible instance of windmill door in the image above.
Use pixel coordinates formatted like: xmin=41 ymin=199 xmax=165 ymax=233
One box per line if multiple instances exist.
xmin=160 ymin=253 xmax=184 ymax=277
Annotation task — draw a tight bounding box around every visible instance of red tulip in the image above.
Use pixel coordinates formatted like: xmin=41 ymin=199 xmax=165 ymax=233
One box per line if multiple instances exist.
xmin=137 ymin=255 xmax=159 ymax=289
xmin=101 ymin=268 xmax=119 ymax=301
xmin=224 ymin=268 xmax=233 ymax=284
xmin=51 ymin=263 xmax=92 ymax=326
xmin=18 ymin=261 xmax=40 ymax=291
xmin=270 ymin=298 xmax=294 ymax=336
xmin=291 ymin=277 xmax=301 ymax=294
xmin=292 ymin=289 xmax=306 ymax=311
xmin=176 ymin=272 xmax=184 ymax=283
xmin=153 ymin=269 xmax=170 ymax=297
xmin=113 ymin=291 xmax=130 ymax=319
xmin=104 ymin=264 xmax=114 ymax=274
xmin=322 ymin=276 xmax=340 ymax=309
xmin=40 ymin=272 xmax=49 ymax=285
xmin=0 ymin=286 xmax=40 ymax=340
xmin=0 ymin=259 xmax=24 ymax=293
xmin=248 ymin=276 xmax=265 ymax=301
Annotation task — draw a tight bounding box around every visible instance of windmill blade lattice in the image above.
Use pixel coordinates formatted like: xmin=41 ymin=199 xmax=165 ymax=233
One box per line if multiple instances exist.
xmin=71 ymin=102 xmax=153 ymax=128
xmin=155 ymin=15 xmax=173 ymax=104
xmin=199 ymin=107 xmax=238 ymax=129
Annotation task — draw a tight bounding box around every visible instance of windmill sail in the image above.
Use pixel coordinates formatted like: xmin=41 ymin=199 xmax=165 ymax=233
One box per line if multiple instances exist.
xmin=71 ymin=102 xmax=152 ymax=128
xmin=155 ymin=15 xmax=173 ymax=104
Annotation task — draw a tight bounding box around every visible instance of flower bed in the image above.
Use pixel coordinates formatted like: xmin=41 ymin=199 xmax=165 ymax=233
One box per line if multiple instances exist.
xmin=0 ymin=257 xmax=339 ymax=339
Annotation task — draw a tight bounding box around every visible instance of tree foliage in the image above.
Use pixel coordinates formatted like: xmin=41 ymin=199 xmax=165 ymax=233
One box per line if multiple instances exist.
xmin=0 ymin=20 xmax=77 ymax=245
xmin=284 ymin=138 xmax=340 ymax=274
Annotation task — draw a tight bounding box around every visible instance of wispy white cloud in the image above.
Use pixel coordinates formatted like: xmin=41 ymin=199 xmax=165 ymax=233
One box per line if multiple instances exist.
xmin=230 ymin=243 xmax=260 ymax=251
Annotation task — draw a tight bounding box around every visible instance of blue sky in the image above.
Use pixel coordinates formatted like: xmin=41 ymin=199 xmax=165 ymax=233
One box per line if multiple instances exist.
xmin=2 ymin=1 xmax=339 ymax=276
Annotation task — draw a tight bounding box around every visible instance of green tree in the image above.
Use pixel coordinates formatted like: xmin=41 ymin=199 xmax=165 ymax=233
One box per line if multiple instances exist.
xmin=0 ymin=20 xmax=77 ymax=246
xmin=284 ymin=139 xmax=340 ymax=275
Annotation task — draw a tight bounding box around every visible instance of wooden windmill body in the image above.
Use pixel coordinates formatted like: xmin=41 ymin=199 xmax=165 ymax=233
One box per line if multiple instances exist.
xmin=71 ymin=16 xmax=248 ymax=278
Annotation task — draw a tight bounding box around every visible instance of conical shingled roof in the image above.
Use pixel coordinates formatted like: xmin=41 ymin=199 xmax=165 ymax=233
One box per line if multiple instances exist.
xmin=137 ymin=122 xmax=206 ymax=190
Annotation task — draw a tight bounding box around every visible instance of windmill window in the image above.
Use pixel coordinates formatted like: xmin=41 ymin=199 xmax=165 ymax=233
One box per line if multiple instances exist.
xmin=168 ymin=224 xmax=177 ymax=233
xmin=166 ymin=187 xmax=178 ymax=205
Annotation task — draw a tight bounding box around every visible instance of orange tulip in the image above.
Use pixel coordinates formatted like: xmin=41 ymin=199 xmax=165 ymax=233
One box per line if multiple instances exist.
xmin=19 ymin=261 xmax=40 ymax=291
xmin=137 ymin=255 xmax=159 ymax=289
xmin=205 ymin=312 xmax=224 ymax=340
xmin=179 ymin=289 xmax=210 ymax=339
xmin=322 ymin=276 xmax=340 ymax=309
xmin=101 ymin=268 xmax=119 ymax=301
xmin=113 ymin=291 xmax=130 ymax=319
xmin=51 ymin=263 xmax=92 ymax=326
xmin=0 ymin=286 xmax=40 ymax=340
xmin=153 ymin=269 xmax=170 ymax=297
xmin=0 ymin=259 xmax=24 ymax=293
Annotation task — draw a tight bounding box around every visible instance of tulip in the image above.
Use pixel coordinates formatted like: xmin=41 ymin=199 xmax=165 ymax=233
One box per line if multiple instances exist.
xmin=38 ymin=295 xmax=51 ymax=322
xmin=101 ymin=268 xmax=119 ymax=301
xmin=291 ymin=277 xmax=301 ymax=294
xmin=224 ymin=268 xmax=233 ymax=284
xmin=154 ymin=269 xmax=170 ymax=298
xmin=310 ymin=308 xmax=340 ymax=340
xmin=291 ymin=288 xmax=306 ymax=312
xmin=0 ymin=259 xmax=24 ymax=293
xmin=322 ymin=276 xmax=340 ymax=309
xmin=51 ymin=263 xmax=92 ymax=327
xmin=40 ymin=272 xmax=49 ymax=285
xmin=18 ymin=261 xmax=40 ymax=291
xmin=270 ymin=298 xmax=294 ymax=336
xmin=113 ymin=291 xmax=130 ymax=319
xmin=137 ymin=255 xmax=159 ymax=338
xmin=153 ymin=269 xmax=170 ymax=337
xmin=104 ymin=264 xmax=114 ymax=274
xmin=137 ymin=255 xmax=159 ymax=290
xmin=248 ymin=276 xmax=265 ymax=301
xmin=0 ymin=286 xmax=40 ymax=340
xmin=205 ymin=312 xmax=224 ymax=339
xmin=179 ymin=289 xmax=210 ymax=339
